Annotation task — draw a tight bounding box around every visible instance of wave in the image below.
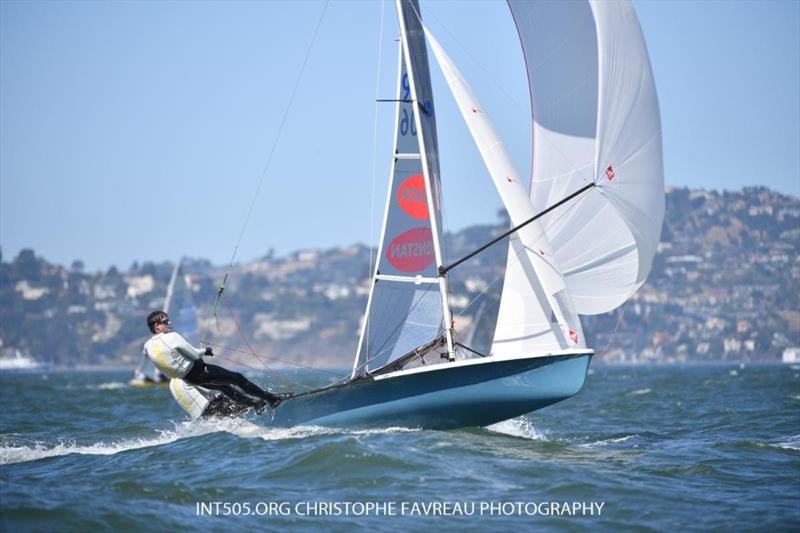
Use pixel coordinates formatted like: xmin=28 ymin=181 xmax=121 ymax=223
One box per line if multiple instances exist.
xmin=580 ymin=434 xmax=637 ymax=448
xmin=485 ymin=417 xmax=548 ymax=440
xmin=208 ymin=418 xmax=421 ymax=441
xmin=0 ymin=421 xmax=218 ymax=465
xmin=628 ymin=388 xmax=652 ymax=396
xmin=0 ymin=418 xmax=422 ymax=466
xmin=95 ymin=382 xmax=128 ymax=390
xmin=772 ymin=434 xmax=800 ymax=451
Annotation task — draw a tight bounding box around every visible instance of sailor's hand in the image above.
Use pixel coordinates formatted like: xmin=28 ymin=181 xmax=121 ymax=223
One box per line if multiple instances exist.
xmin=204 ymin=347 xmax=214 ymax=357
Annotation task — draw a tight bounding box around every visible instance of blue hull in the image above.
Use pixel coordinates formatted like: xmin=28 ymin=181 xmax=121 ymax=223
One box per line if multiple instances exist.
xmin=267 ymin=352 xmax=593 ymax=429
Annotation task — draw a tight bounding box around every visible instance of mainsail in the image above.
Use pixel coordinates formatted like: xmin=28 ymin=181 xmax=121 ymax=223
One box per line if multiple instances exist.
xmin=352 ymin=0 xmax=452 ymax=376
xmin=507 ymin=0 xmax=665 ymax=315
xmin=164 ymin=260 xmax=199 ymax=346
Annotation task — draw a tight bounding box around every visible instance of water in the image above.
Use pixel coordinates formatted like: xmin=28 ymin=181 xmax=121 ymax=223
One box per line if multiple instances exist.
xmin=1 ymin=365 xmax=798 ymax=531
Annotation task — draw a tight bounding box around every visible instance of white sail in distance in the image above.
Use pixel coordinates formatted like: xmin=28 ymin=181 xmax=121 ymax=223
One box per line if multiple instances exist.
xmin=164 ymin=260 xmax=199 ymax=346
xmin=507 ymin=0 xmax=665 ymax=315
xmin=425 ymin=29 xmax=584 ymax=355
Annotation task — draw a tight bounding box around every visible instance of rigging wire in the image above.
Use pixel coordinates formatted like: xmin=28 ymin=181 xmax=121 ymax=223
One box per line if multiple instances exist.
xmin=362 ymin=0 xmax=387 ymax=380
xmin=595 ymin=303 xmax=629 ymax=360
xmin=415 ymin=3 xmax=525 ymax=113
xmin=221 ymin=292 xmax=292 ymax=387
xmin=205 ymin=342 xmax=340 ymax=378
xmin=200 ymin=0 xmax=331 ymax=351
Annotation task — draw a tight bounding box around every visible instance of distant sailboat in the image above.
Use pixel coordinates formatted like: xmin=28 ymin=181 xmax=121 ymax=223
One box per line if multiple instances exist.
xmin=130 ymin=260 xmax=199 ymax=388
xmin=259 ymin=0 xmax=663 ymax=429
xmin=0 ymin=350 xmax=46 ymax=372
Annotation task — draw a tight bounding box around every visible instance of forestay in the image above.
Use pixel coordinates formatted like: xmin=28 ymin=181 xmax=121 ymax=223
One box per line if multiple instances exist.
xmin=507 ymin=0 xmax=664 ymax=315
xmin=425 ymin=30 xmax=584 ymax=358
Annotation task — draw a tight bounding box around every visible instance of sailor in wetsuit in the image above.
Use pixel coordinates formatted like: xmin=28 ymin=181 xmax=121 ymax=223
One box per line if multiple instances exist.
xmin=143 ymin=310 xmax=282 ymax=410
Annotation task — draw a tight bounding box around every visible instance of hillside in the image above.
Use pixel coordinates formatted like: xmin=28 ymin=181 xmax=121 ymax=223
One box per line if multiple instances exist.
xmin=1 ymin=186 xmax=797 ymax=367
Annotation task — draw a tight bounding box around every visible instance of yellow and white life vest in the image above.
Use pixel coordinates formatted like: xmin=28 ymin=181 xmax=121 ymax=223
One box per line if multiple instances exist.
xmin=143 ymin=331 xmax=203 ymax=378
xmin=169 ymin=378 xmax=218 ymax=419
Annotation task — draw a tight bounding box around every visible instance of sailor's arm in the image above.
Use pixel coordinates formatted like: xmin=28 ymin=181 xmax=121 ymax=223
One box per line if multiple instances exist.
xmin=171 ymin=332 xmax=208 ymax=360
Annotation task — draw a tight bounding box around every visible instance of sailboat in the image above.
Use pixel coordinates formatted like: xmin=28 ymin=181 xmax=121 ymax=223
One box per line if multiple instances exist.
xmin=262 ymin=0 xmax=663 ymax=429
xmin=130 ymin=259 xmax=200 ymax=388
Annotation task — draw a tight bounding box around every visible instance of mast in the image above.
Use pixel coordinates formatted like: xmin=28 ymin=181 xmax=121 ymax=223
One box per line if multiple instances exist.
xmin=395 ymin=0 xmax=455 ymax=361
xmin=351 ymin=0 xmax=454 ymax=378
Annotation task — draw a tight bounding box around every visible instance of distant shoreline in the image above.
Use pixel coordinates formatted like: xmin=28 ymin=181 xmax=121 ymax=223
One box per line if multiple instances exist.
xmin=2 ymin=361 xmax=796 ymax=375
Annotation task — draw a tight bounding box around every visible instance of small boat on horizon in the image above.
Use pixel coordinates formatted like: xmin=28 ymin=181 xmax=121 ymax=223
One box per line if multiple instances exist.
xmin=0 ymin=350 xmax=47 ymax=372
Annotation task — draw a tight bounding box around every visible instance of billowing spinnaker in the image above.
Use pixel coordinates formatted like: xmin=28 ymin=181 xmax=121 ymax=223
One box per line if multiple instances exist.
xmin=426 ymin=29 xmax=584 ymax=355
xmin=508 ymin=0 xmax=664 ymax=315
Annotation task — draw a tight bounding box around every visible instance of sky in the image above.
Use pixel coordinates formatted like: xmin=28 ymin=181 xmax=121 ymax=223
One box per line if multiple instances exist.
xmin=1 ymin=0 xmax=798 ymax=272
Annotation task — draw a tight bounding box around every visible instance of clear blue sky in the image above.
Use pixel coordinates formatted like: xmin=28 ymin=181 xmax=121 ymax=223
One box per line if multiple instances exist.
xmin=1 ymin=0 xmax=798 ymax=272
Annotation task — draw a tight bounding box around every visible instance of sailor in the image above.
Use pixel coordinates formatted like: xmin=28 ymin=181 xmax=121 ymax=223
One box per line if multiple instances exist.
xmin=143 ymin=310 xmax=282 ymax=410
xmin=169 ymin=378 xmax=256 ymax=419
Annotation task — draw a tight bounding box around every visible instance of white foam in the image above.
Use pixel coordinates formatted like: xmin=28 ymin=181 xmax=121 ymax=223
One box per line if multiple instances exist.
xmin=581 ymin=434 xmax=636 ymax=447
xmin=96 ymin=382 xmax=127 ymax=390
xmin=0 ymin=418 xmax=424 ymax=465
xmin=774 ymin=435 xmax=800 ymax=451
xmin=209 ymin=418 xmax=421 ymax=441
xmin=485 ymin=418 xmax=548 ymax=440
xmin=628 ymin=388 xmax=651 ymax=396
xmin=0 ymin=421 xmax=219 ymax=465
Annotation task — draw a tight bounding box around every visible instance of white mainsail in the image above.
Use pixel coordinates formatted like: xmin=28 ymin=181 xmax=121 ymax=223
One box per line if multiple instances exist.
xmin=507 ymin=0 xmax=664 ymax=315
xmin=352 ymin=0 xmax=452 ymax=376
xmin=164 ymin=260 xmax=199 ymax=346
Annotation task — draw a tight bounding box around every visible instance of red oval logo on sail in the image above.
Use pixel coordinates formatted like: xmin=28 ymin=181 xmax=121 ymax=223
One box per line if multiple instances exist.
xmin=386 ymin=227 xmax=434 ymax=272
xmin=397 ymin=174 xmax=429 ymax=220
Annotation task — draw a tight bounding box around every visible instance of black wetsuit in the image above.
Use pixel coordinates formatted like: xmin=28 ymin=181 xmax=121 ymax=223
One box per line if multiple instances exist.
xmin=184 ymin=359 xmax=280 ymax=407
xmin=203 ymin=395 xmax=251 ymax=418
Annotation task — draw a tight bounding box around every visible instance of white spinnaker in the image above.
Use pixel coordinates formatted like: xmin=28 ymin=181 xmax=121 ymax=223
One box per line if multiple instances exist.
xmin=425 ymin=29 xmax=583 ymax=355
xmin=508 ymin=0 xmax=664 ymax=315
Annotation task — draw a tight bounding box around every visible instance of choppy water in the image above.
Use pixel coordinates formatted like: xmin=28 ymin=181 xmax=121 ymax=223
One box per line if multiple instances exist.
xmin=1 ymin=365 xmax=798 ymax=531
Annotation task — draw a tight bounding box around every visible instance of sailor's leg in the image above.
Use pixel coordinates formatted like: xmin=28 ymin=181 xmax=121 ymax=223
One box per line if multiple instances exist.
xmin=217 ymin=385 xmax=261 ymax=407
xmin=189 ymin=362 xmax=279 ymax=404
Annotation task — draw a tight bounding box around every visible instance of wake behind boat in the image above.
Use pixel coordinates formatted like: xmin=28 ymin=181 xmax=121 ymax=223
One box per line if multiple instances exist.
xmin=222 ymin=0 xmax=663 ymax=430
